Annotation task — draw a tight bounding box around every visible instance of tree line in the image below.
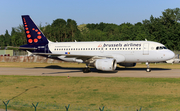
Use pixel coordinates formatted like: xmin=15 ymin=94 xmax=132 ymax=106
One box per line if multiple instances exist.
xmin=0 ymin=8 xmax=180 ymax=50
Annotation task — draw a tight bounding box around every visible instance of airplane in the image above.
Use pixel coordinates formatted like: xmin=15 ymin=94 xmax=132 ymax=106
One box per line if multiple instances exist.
xmin=18 ymin=15 xmax=175 ymax=73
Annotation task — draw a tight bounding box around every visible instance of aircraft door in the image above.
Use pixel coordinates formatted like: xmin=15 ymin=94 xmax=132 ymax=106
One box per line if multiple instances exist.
xmin=143 ymin=43 xmax=149 ymax=55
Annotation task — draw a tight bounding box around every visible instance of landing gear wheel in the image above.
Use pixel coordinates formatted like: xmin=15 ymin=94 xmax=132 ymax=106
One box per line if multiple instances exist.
xmin=82 ymin=68 xmax=91 ymax=73
xmin=146 ymin=62 xmax=151 ymax=72
xmin=146 ymin=68 xmax=151 ymax=72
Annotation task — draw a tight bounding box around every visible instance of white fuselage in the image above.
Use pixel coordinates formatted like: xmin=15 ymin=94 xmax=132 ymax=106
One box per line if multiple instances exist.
xmin=48 ymin=41 xmax=175 ymax=63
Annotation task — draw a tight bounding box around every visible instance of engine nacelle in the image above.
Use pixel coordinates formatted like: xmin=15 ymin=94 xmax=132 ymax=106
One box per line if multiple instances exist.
xmin=94 ymin=59 xmax=117 ymax=71
xmin=118 ymin=63 xmax=136 ymax=67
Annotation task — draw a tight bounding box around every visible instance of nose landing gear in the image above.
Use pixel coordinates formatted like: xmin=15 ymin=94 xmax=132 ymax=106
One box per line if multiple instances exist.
xmin=146 ymin=62 xmax=151 ymax=72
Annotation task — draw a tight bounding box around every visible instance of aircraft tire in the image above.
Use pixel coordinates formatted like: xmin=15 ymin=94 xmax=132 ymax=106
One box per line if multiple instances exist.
xmin=83 ymin=68 xmax=90 ymax=73
xmin=146 ymin=68 xmax=151 ymax=72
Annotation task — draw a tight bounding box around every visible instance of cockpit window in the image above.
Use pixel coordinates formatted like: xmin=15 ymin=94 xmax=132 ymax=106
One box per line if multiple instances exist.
xmin=156 ymin=46 xmax=167 ymax=50
xmin=163 ymin=47 xmax=167 ymax=49
xmin=160 ymin=46 xmax=163 ymax=49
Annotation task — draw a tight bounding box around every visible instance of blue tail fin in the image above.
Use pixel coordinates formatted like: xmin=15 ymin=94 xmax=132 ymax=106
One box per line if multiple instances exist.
xmin=22 ymin=15 xmax=48 ymax=46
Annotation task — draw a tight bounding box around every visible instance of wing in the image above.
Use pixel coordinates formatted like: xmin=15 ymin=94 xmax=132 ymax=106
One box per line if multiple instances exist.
xmin=32 ymin=53 xmax=113 ymax=61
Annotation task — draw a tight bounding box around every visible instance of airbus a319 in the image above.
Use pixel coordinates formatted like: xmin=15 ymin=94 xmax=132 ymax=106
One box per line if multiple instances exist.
xmin=18 ymin=15 xmax=175 ymax=73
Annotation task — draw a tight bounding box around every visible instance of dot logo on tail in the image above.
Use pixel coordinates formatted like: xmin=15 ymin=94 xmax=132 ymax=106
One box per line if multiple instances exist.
xmin=23 ymin=17 xmax=42 ymax=44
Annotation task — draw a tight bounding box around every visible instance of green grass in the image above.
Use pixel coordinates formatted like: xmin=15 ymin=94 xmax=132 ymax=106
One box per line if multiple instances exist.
xmin=0 ymin=62 xmax=180 ymax=110
xmin=1 ymin=76 xmax=180 ymax=110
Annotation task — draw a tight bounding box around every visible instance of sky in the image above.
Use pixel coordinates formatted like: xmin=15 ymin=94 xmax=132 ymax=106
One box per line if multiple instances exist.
xmin=0 ymin=0 xmax=180 ymax=35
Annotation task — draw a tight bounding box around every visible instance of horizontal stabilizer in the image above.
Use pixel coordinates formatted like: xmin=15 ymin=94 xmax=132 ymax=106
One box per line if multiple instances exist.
xmin=8 ymin=46 xmax=37 ymax=50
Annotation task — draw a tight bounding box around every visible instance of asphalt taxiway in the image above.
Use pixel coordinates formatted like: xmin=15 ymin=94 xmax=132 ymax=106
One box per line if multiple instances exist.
xmin=0 ymin=67 xmax=180 ymax=78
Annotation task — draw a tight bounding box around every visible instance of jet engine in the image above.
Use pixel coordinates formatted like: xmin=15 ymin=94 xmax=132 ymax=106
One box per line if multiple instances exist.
xmin=118 ymin=63 xmax=136 ymax=67
xmin=94 ymin=59 xmax=117 ymax=71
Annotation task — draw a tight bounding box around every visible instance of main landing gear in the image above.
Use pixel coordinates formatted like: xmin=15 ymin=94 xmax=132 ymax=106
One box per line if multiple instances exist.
xmin=82 ymin=64 xmax=91 ymax=73
xmin=146 ymin=62 xmax=151 ymax=72
xmin=82 ymin=67 xmax=91 ymax=73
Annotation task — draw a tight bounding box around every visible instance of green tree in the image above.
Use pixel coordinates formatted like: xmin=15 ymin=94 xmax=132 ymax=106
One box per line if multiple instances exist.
xmin=118 ymin=23 xmax=133 ymax=40
xmin=4 ymin=30 xmax=11 ymax=46
xmin=10 ymin=25 xmax=26 ymax=46
xmin=0 ymin=34 xmax=5 ymax=47
xmin=51 ymin=19 xmax=67 ymax=42
xmin=66 ymin=19 xmax=80 ymax=42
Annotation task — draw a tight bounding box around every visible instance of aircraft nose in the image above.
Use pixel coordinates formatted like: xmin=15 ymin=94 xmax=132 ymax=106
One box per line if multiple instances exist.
xmin=167 ymin=50 xmax=175 ymax=59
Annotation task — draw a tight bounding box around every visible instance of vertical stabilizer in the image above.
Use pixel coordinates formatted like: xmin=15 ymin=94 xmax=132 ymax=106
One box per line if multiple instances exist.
xmin=22 ymin=15 xmax=48 ymax=46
